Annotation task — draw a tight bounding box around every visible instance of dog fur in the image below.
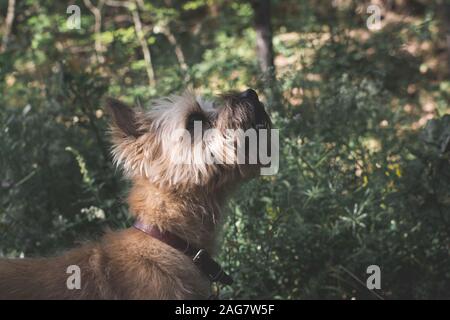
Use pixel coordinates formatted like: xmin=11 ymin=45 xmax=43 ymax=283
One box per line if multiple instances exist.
xmin=0 ymin=91 xmax=270 ymax=299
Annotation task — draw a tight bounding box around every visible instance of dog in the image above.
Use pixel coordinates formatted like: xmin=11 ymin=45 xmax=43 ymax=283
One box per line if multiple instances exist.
xmin=0 ymin=89 xmax=271 ymax=299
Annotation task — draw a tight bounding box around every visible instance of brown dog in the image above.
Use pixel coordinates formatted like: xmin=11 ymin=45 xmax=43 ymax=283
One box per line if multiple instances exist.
xmin=0 ymin=89 xmax=271 ymax=299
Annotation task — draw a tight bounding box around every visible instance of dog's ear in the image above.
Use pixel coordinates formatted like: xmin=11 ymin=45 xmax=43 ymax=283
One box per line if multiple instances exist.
xmin=105 ymin=97 xmax=143 ymax=138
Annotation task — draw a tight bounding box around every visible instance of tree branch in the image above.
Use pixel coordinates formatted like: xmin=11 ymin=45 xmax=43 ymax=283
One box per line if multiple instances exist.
xmin=84 ymin=0 xmax=105 ymax=64
xmin=160 ymin=25 xmax=190 ymax=82
xmin=1 ymin=0 xmax=16 ymax=53
xmin=130 ymin=2 xmax=156 ymax=87
xmin=105 ymin=0 xmax=156 ymax=87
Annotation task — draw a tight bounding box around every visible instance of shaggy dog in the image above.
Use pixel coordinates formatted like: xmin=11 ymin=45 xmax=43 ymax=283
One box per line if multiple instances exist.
xmin=0 ymin=89 xmax=271 ymax=299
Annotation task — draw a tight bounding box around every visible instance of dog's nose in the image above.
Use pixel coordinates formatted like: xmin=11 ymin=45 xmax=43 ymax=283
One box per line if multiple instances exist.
xmin=240 ymin=89 xmax=259 ymax=101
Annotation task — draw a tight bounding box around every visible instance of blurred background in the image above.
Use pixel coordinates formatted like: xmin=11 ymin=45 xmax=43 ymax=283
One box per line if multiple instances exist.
xmin=1 ymin=0 xmax=449 ymax=299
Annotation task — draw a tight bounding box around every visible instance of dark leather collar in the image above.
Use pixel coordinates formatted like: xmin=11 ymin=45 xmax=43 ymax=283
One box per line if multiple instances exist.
xmin=133 ymin=220 xmax=233 ymax=286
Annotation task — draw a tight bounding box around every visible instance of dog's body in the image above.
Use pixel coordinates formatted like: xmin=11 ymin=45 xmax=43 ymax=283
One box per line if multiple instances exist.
xmin=0 ymin=229 xmax=208 ymax=299
xmin=0 ymin=182 xmax=217 ymax=299
xmin=0 ymin=90 xmax=271 ymax=299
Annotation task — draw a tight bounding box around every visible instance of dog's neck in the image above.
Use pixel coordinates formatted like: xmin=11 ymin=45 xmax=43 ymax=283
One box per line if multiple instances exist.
xmin=127 ymin=177 xmax=227 ymax=253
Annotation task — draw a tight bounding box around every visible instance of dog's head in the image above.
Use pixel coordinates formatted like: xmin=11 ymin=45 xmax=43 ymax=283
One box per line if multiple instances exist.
xmin=107 ymin=89 xmax=272 ymax=191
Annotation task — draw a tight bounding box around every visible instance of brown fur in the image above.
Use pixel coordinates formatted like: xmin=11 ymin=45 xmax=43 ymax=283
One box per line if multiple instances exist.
xmin=0 ymin=91 xmax=271 ymax=299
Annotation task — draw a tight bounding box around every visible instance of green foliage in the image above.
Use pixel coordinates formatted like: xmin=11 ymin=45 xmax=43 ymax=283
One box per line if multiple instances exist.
xmin=1 ymin=0 xmax=449 ymax=299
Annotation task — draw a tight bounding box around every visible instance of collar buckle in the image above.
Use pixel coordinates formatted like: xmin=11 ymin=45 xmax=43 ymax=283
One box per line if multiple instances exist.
xmin=193 ymin=249 xmax=233 ymax=285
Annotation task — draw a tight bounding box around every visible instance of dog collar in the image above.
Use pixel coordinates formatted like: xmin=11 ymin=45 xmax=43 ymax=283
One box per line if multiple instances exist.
xmin=133 ymin=221 xmax=233 ymax=286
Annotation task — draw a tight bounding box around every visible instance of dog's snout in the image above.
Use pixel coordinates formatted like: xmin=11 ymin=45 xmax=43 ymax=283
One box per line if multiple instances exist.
xmin=240 ymin=89 xmax=259 ymax=101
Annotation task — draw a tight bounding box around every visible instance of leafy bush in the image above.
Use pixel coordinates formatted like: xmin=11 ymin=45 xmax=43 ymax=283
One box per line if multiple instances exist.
xmin=1 ymin=0 xmax=449 ymax=299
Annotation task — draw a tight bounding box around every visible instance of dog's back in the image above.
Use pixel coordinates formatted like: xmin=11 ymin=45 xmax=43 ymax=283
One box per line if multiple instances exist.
xmin=0 ymin=244 xmax=104 ymax=299
xmin=0 ymin=229 xmax=210 ymax=299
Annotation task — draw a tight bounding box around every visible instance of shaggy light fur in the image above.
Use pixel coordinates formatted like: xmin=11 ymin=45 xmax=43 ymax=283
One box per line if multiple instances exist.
xmin=0 ymin=90 xmax=270 ymax=299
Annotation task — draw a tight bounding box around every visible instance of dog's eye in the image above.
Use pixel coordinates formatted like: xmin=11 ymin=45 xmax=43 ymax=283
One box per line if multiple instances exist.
xmin=186 ymin=113 xmax=209 ymax=131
